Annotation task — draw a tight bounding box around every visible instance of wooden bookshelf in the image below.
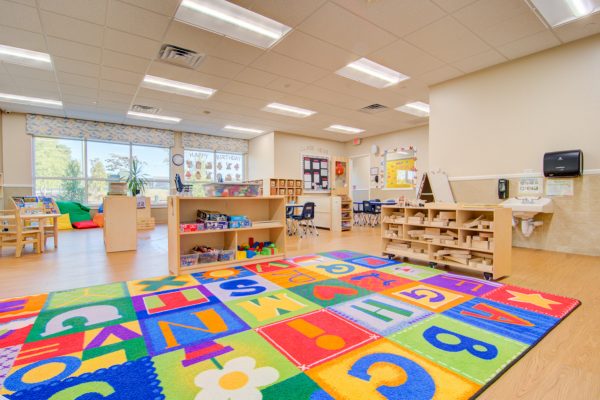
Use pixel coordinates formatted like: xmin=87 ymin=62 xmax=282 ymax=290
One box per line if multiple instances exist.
xmin=340 ymin=196 xmax=353 ymax=231
xmin=168 ymin=196 xmax=287 ymax=274
xmin=269 ymin=178 xmax=303 ymax=203
xmin=381 ymin=203 xmax=512 ymax=280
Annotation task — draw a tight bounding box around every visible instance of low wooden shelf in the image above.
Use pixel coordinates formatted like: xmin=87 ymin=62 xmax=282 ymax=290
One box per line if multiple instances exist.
xmin=168 ymin=196 xmax=287 ymax=274
xmin=381 ymin=203 xmax=512 ymax=280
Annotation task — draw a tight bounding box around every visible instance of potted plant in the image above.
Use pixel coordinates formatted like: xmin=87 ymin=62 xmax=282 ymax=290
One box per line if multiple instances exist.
xmin=125 ymin=159 xmax=148 ymax=196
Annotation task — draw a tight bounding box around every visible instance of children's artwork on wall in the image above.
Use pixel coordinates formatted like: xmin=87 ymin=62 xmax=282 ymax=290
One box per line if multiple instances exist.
xmin=379 ymin=146 xmax=417 ymax=190
xmin=302 ymin=155 xmax=330 ymax=192
xmin=216 ymin=153 xmax=244 ymax=183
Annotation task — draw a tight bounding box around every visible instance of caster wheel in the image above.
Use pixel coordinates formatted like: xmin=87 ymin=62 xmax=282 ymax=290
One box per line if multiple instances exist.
xmin=387 ymin=254 xmax=394 ymax=260
xmin=483 ymin=272 xmax=493 ymax=281
xmin=428 ymin=262 xmax=437 ymax=269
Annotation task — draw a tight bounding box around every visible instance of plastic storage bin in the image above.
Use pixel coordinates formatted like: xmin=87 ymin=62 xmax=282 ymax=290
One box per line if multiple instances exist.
xmin=180 ymin=253 xmax=198 ymax=267
xmin=203 ymin=183 xmax=260 ymax=197
xmin=198 ymin=252 xmax=219 ymax=264
xmin=218 ymin=250 xmax=235 ymax=261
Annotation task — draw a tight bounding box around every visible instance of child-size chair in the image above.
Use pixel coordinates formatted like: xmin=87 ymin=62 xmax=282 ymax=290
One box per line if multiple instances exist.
xmin=292 ymin=202 xmax=318 ymax=238
xmin=0 ymin=210 xmax=42 ymax=257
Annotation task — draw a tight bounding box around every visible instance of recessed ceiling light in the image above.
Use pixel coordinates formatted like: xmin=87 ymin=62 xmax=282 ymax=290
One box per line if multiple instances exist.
xmin=528 ymin=0 xmax=600 ymax=27
xmin=325 ymin=124 xmax=365 ymax=134
xmin=223 ymin=125 xmax=265 ymax=134
xmin=0 ymin=93 xmax=62 ymax=108
xmin=0 ymin=44 xmax=52 ymax=70
xmin=142 ymin=75 xmax=216 ymax=99
xmin=127 ymin=111 xmax=181 ymax=124
xmin=336 ymin=58 xmax=409 ymax=89
xmin=262 ymin=103 xmax=316 ymax=118
xmin=395 ymin=101 xmax=430 ymax=117
xmin=175 ymin=0 xmax=292 ymax=49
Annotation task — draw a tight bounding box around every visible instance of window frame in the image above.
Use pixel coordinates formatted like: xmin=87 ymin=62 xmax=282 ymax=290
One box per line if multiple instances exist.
xmin=33 ymin=136 xmax=171 ymax=206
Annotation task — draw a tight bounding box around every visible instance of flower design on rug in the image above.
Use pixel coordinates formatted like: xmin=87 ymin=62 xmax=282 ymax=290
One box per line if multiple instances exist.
xmin=194 ymin=356 xmax=279 ymax=400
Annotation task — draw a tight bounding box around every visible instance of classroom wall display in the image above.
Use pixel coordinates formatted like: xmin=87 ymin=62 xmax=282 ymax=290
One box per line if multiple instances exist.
xmin=184 ymin=151 xmax=214 ymax=182
xmin=215 ymin=153 xmax=244 ymax=183
xmin=302 ymin=155 xmax=330 ymax=192
xmin=379 ymin=146 xmax=418 ymax=190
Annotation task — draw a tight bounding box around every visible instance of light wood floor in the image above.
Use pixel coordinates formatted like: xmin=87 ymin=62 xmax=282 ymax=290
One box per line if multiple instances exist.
xmin=0 ymin=225 xmax=598 ymax=399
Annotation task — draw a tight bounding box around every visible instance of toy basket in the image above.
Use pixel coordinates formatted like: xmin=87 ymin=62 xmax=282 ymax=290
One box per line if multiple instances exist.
xmin=218 ymin=250 xmax=236 ymax=261
xmin=198 ymin=252 xmax=219 ymax=264
xmin=180 ymin=253 xmax=198 ymax=267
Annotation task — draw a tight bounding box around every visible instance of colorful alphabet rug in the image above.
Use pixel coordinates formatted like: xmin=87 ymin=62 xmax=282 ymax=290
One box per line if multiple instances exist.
xmin=0 ymin=251 xmax=580 ymax=399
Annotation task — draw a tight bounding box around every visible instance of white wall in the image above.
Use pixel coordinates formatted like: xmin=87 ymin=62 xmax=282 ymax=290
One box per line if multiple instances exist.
xmin=1 ymin=112 xmax=32 ymax=186
xmin=345 ymin=125 xmax=429 ymax=199
xmin=248 ymin=132 xmax=275 ymax=181
xmin=430 ymin=34 xmax=600 ymax=177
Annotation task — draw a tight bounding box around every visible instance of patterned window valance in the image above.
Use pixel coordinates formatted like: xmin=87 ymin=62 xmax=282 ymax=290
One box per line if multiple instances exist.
xmin=182 ymin=132 xmax=248 ymax=153
xmin=26 ymin=114 xmax=175 ymax=147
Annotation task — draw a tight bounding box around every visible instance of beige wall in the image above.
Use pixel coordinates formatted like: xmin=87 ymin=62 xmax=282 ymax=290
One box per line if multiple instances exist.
xmin=273 ymin=131 xmax=346 ymax=179
xmin=429 ymin=35 xmax=600 ymax=256
xmin=430 ymin=34 xmax=600 ymax=176
xmin=248 ymin=132 xmax=275 ymax=181
xmin=345 ymin=125 xmax=429 ymax=200
xmin=2 ymin=113 xmax=32 ymax=186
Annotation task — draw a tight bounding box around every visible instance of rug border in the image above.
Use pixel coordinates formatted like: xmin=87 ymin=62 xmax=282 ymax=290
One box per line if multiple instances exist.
xmin=468 ymin=299 xmax=582 ymax=399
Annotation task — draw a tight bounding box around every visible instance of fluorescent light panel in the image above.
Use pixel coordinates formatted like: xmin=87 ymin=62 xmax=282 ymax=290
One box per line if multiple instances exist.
xmin=336 ymin=58 xmax=409 ymax=89
xmin=223 ymin=125 xmax=264 ymax=134
xmin=176 ymin=0 xmax=291 ymax=49
xmin=127 ymin=111 xmax=181 ymax=124
xmin=142 ymin=75 xmax=216 ymax=99
xmin=325 ymin=124 xmax=364 ymax=134
xmin=529 ymin=0 xmax=600 ymax=27
xmin=262 ymin=103 xmax=316 ymax=118
xmin=0 ymin=93 xmax=62 ymax=109
xmin=0 ymin=44 xmax=52 ymax=70
xmin=395 ymin=101 xmax=430 ymax=118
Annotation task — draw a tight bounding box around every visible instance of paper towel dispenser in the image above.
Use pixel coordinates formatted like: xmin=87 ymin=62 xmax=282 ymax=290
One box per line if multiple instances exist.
xmin=543 ymin=150 xmax=583 ymax=177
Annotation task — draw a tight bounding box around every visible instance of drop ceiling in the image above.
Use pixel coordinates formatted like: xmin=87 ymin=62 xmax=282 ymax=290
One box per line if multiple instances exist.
xmin=0 ymin=0 xmax=599 ymax=142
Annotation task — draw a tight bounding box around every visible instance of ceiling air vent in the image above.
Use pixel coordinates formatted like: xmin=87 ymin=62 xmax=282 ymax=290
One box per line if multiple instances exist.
xmin=359 ymin=103 xmax=389 ymax=114
xmin=158 ymin=44 xmax=205 ymax=70
xmin=131 ymin=104 xmax=160 ymax=114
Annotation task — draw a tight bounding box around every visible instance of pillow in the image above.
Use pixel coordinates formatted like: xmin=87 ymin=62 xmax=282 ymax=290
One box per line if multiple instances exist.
xmin=72 ymin=220 xmax=99 ymax=229
xmin=56 ymin=201 xmax=92 ymax=223
xmin=92 ymin=213 xmax=104 ymax=227
xmin=56 ymin=214 xmax=73 ymax=230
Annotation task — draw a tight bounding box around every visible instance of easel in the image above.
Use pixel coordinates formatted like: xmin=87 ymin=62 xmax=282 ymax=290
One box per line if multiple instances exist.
xmin=416 ymin=171 xmax=455 ymax=203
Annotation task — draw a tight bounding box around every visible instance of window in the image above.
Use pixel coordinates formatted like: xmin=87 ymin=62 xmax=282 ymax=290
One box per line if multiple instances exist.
xmin=384 ymin=148 xmax=417 ymax=189
xmin=34 ymin=137 xmax=170 ymax=205
xmin=183 ymin=150 xmax=245 ymax=196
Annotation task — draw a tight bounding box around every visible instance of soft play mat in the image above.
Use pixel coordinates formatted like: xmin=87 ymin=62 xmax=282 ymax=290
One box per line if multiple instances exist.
xmin=0 ymin=251 xmax=580 ymax=399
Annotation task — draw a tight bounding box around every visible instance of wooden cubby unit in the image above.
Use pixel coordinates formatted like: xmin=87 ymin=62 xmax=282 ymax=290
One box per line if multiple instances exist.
xmin=381 ymin=203 xmax=512 ymax=280
xmin=168 ymin=196 xmax=286 ymax=274
xmin=269 ymin=178 xmax=303 ymax=203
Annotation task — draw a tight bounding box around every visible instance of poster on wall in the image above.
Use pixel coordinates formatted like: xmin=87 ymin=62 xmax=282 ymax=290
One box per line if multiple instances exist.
xmin=215 ymin=153 xmax=243 ymax=182
xmin=518 ymin=176 xmax=544 ymax=196
xmin=302 ymin=155 xmax=329 ymax=192
xmin=546 ymin=178 xmax=574 ymax=196
xmin=184 ymin=151 xmax=213 ymax=182
xmin=385 ymin=157 xmax=416 ymax=189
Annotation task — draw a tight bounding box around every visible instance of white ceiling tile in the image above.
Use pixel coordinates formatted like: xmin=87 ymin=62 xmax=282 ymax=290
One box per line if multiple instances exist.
xmin=162 ymin=21 xmax=222 ymax=54
xmin=332 ymin=0 xmax=446 ymax=37
xmin=107 ymin=1 xmax=171 ymax=41
xmin=297 ymin=2 xmax=397 ymax=56
xmin=206 ymin=37 xmax=264 ymax=66
xmin=145 ymin=62 xmax=191 ymax=81
xmin=452 ymin=0 xmax=546 ymax=46
xmin=404 ymin=16 xmax=491 ymax=63
xmin=98 ymin=89 xmax=133 ymax=103
xmin=222 ymin=81 xmax=286 ymax=102
xmin=101 ymin=50 xmax=151 ymax=73
xmin=295 ymin=85 xmax=367 ymax=110
xmin=52 ymin=56 xmax=100 ymax=78
xmin=196 ymin=57 xmax=245 ymax=79
xmin=312 ymin=73 xmax=391 ymax=102
xmin=38 ymin=0 xmax=108 ymax=25
xmin=266 ymin=77 xmax=307 ymax=94
xmin=432 ymin=0 xmax=477 ymax=13
xmin=0 ymin=0 xmax=42 ymax=32
xmin=0 ymin=26 xmax=47 ymax=52
xmin=118 ymin=0 xmax=180 ymax=16
xmin=103 ymin=29 xmax=161 ymax=59
xmin=234 ymin=67 xmax=278 ymax=87
xmin=452 ymin=48 xmax=507 ymax=73
xmin=184 ymin=70 xmax=230 ymax=90
xmin=40 ymin=11 xmax=104 ymax=47
xmin=230 ymin=0 xmax=326 ymax=27
xmin=46 ymin=37 xmax=102 ymax=64
xmin=369 ymin=38 xmax=445 ymax=77
xmin=3 ymin=63 xmax=56 ymax=81
xmin=553 ymin=12 xmax=600 ymax=43
xmin=12 ymin=76 xmax=59 ymax=93
xmin=57 ymin=71 xmax=99 ymax=88
xmin=6 ymin=0 xmax=36 ymax=6
xmin=211 ymin=91 xmax=268 ymax=109
xmin=273 ymin=30 xmax=357 ymax=71
xmin=498 ymin=30 xmax=561 ymax=60
xmin=415 ymin=65 xmax=462 ymax=85
xmin=0 ymin=102 xmax=65 ymax=116
xmin=98 ymin=79 xmax=137 ymax=95
xmin=59 ymin=83 xmax=98 ymax=97
xmin=135 ymin=87 xmax=174 ymax=102
xmin=100 ymin=66 xmax=142 ymax=85
xmin=251 ymin=52 xmax=329 ymax=83
xmin=61 ymin=94 xmax=97 ymax=106
xmin=96 ymin=99 xmax=130 ymax=111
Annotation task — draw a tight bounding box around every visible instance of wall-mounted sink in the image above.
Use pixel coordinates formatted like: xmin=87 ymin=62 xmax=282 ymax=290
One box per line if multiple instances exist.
xmin=501 ymin=197 xmax=554 ymax=219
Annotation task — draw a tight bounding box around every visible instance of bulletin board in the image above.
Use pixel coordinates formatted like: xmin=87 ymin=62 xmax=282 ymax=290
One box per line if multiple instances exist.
xmin=378 ymin=146 xmax=418 ymax=190
xmin=302 ymin=154 xmax=330 ymax=192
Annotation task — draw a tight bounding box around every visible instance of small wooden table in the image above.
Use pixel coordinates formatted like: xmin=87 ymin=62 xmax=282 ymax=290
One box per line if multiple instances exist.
xmin=20 ymin=213 xmax=61 ymax=251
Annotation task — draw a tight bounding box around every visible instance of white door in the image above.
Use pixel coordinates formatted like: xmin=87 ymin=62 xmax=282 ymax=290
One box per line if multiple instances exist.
xmin=350 ymin=155 xmax=370 ymax=202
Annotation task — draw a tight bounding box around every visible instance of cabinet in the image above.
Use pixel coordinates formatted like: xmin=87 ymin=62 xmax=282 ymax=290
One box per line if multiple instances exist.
xmin=168 ymin=196 xmax=286 ymax=274
xmin=268 ymin=178 xmax=303 ymax=203
xmin=103 ymin=196 xmax=137 ymax=252
xmin=381 ymin=204 xmax=512 ymax=280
